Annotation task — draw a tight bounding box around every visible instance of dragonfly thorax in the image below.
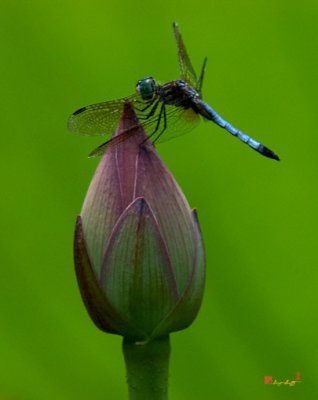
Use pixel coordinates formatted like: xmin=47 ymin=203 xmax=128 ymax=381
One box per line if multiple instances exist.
xmin=136 ymin=77 xmax=158 ymax=102
xmin=158 ymin=80 xmax=199 ymax=107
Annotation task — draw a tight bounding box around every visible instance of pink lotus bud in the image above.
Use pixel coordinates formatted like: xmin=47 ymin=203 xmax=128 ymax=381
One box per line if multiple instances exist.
xmin=74 ymin=101 xmax=205 ymax=341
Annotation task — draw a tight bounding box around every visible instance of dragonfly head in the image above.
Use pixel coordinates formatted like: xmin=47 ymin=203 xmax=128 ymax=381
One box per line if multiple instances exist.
xmin=136 ymin=77 xmax=157 ymax=102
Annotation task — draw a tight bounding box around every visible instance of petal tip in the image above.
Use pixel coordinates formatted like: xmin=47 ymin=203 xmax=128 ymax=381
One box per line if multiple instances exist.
xmin=191 ymin=208 xmax=201 ymax=231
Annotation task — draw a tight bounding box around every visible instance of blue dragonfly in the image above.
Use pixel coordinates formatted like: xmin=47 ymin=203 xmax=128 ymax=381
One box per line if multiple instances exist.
xmin=68 ymin=22 xmax=279 ymax=161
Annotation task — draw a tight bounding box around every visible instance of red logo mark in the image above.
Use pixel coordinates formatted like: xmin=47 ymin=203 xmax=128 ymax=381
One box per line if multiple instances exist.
xmin=264 ymin=376 xmax=273 ymax=385
xmin=264 ymin=372 xmax=301 ymax=386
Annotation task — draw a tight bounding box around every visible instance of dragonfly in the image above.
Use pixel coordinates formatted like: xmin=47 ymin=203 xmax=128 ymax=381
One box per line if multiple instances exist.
xmin=68 ymin=22 xmax=279 ymax=161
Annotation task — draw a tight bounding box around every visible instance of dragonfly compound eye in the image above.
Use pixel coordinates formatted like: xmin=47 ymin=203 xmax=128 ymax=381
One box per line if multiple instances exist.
xmin=136 ymin=77 xmax=156 ymax=101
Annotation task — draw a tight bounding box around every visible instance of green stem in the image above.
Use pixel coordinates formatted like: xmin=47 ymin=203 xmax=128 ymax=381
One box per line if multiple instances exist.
xmin=122 ymin=335 xmax=170 ymax=400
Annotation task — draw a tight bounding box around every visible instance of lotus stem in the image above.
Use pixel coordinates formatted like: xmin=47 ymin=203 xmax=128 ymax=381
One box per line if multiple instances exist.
xmin=123 ymin=336 xmax=170 ymax=400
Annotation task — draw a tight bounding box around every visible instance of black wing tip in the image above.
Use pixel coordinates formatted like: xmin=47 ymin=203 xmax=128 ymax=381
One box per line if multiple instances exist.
xmin=73 ymin=106 xmax=87 ymax=116
xmin=88 ymin=148 xmax=102 ymax=158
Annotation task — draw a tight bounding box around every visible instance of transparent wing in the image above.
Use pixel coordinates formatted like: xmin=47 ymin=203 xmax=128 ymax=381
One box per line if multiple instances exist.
xmin=133 ymin=102 xmax=201 ymax=142
xmin=173 ymin=22 xmax=197 ymax=88
xmin=88 ymin=104 xmax=201 ymax=157
xmin=88 ymin=122 xmax=143 ymax=157
xmin=151 ymin=105 xmax=200 ymax=144
xmin=88 ymin=141 xmax=109 ymax=157
xmin=196 ymin=57 xmax=207 ymax=96
xmin=67 ymin=95 xmax=138 ymax=136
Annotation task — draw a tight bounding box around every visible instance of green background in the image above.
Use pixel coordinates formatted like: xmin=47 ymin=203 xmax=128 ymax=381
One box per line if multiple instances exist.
xmin=1 ymin=0 xmax=316 ymax=399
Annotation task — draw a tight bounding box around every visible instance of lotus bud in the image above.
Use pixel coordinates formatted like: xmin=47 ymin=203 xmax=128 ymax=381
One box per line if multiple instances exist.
xmin=74 ymin=101 xmax=205 ymax=341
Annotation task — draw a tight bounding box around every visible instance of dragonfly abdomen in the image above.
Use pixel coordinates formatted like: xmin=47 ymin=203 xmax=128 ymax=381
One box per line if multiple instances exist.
xmin=196 ymin=100 xmax=279 ymax=160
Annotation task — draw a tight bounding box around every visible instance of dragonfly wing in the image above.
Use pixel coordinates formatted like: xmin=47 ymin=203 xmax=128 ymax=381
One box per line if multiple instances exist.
xmin=140 ymin=103 xmax=201 ymax=144
xmin=86 ymin=103 xmax=200 ymax=156
xmin=68 ymin=96 xmax=137 ymax=136
xmin=196 ymin=57 xmax=207 ymax=96
xmin=88 ymin=123 xmax=144 ymax=157
xmin=88 ymin=141 xmax=109 ymax=157
xmin=173 ymin=22 xmax=197 ymax=87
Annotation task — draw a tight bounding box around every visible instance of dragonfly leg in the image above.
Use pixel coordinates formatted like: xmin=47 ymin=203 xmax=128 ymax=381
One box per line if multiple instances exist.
xmin=134 ymin=98 xmax=155 ymax=113
xmin=152 ymin=104 xmax=167 ymax=144
xmin=141 ymin=102 xmax=165 ymax=145
xmin=138 ymin=100 xmax=160 ymax=121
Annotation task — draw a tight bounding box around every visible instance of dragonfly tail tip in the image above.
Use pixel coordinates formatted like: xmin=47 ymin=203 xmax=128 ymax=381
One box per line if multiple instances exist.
xmin=270 ymin=152 xmax=280 ymax=161
xmin=260 ymin=145 xmax=280 ymax=161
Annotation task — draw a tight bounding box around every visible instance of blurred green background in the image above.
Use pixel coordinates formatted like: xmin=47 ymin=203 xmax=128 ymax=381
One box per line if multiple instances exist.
xmin=0 ymin=0 xmax=317 ymax=399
